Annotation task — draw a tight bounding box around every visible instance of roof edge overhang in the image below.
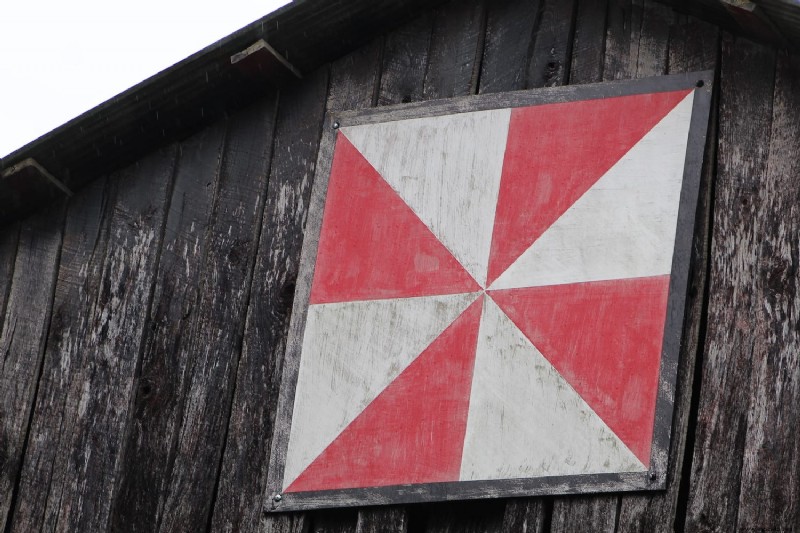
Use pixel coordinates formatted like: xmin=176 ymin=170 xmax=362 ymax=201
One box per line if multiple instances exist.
xmin=0 ymin=0 xmax=449 ymax=223
xmin=1 ymin=0 xmax=799 ymax=224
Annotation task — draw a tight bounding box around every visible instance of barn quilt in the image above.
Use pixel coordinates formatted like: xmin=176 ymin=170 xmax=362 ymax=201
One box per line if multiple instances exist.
xmin=268 ymin=74 xmax=712 ymax=509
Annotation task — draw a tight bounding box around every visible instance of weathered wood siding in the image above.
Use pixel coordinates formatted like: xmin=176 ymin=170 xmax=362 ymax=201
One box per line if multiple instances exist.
xmin=0 ymin=0 xmax=798 ymax=531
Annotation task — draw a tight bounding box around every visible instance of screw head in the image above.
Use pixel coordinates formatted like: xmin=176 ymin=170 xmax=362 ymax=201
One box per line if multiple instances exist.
xmin=649 ymin=471 xmax=657 ymax=481
xmin=273 ymin=493 xmax=283 ymax=502
xmin=332 ymin=121 xmax=340 ymax=129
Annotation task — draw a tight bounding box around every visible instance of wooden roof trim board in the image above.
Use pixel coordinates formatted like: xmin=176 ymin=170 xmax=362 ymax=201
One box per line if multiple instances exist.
xmin=0 ymin=159 xmax=72 ymax=224
xmin=1 ymin=0 xmax=799 ymax=225
xmin=0 ymin=0 xmax=449 ymax=224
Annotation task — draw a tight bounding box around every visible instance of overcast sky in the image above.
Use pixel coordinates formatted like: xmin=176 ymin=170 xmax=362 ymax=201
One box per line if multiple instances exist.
xmin=0 ymin=0 xmax=291 ymax=157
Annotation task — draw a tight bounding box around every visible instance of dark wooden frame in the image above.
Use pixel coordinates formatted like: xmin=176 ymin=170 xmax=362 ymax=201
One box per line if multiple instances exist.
xmin=265 ymin=71 xmax=714 ymax=513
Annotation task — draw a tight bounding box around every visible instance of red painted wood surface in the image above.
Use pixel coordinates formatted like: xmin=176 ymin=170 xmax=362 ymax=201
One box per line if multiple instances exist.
xmin=490 ymin=276 xmax=670 ymax=464
xmin=286 ymin=297 xmax=483 ymax=491
xmin=487 ymin=89 xmax=691 ymax=285
xmin=310 ymin=135 xmax=479 ymax=304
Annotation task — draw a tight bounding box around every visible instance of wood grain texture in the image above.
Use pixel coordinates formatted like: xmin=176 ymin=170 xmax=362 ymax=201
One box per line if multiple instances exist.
xmin=355 ymin=507 xmax=408 ymax=533
xmin=423 ymin=0 xmax=487 ymax=100
xmin=734 ymin=51 xmax=800 ymax=533
xmin=148 ymin=96 xmax=278 ymax=533
xmin=22 ymin=147 xmax=177 ymax=532
xmin=58 ymin=149 xmax=177 ymax=532
xmin=527 ymin=0 xmax=578 ymax=88
xmin=212 ymin=71 xmax=328 ymax=533
xmin=684 ymin=34 xmax=777 ymax=533
xmin=551 ymin=0 xmax=673 ymax=529
xmin=262 ymin=513 xmax=309 ymax=533
xmin=570 ymin=0 xmax=608 ymax=84
xmin=604 ymin=0 xmax=675 ymax=81
xmin=616 ymin=16 xmax=720 ymax=533
xmin=327 ymin=40 xmax=383 ymax=113
xmin=4 ymin=1 xmax=791 ymax=531
xmin=476 ymin=2 xmax=548 ymax=525
xmin=328 ymin=39 xmax=392 ymax=533
xmin=550 ymin=495 xmax=617 ymax=533
xmin=478 ymin=0 xmax=540 ymax=94
xmin=501 ymin=499 xmax=548 ymax=533
xmin=8 ymin=178 xmax=113 ymax=533
xmin=107 ymin=123 xmax=227 ymax=533
xmin=0 ymin=224 xmax=19 ymax=329
xmin=378 ymin=12 xmax=435 ymax=106
xmin=0 ymin=205 xmax=64 ymax=532
xmin=343 ymin=18 xmax=438 ymax=531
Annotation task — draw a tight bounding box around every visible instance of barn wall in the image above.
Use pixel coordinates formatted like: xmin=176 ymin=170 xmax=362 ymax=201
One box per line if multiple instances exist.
xmin=1 ymin=0 xmax=798 ymax=532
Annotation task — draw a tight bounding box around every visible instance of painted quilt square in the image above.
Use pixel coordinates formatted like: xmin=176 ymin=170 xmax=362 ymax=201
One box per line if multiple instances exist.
xmin=269 ymin=75 xmax=711 ymax=509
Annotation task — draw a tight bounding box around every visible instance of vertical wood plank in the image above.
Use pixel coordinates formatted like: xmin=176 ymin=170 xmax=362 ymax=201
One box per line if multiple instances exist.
xmin=106 ymin=123 xmax=227 ymax=533
xmin=683 ymin=34 xmax=776 ymax=533
xmin=550 ymin=496 xmax=617 ymax=533
xmin=478 ymin=0 xmax=540 ymax=94
xmin=8 ymin=178 xmax=114 ymax=533
xmin=551 ymin=498 xmax=617 ymax=533
xmin=527 ymin=0 xmax=578 ymax=88
xmin=631 ymin=0 xmax=673 ymax=78
xmin=323 ymin=17 xmax=440 ymax=533
xmin=734 ymin=51 xmax=800 ymax=533
xmin=423 ymin=0 xmax=487 ymax=100
xmin=325 ymin=40 xmax=387 ymax=533
xmin=0 ymin=206 xmax=64 ymax=532
xmin=261 ymin=39 xmax=384 ymax=533
xmin=24 ymin=146 xmax=178 ymax=532
xmin=551 ymin=0 xmax=671 ymax=530
xmin=616 ymin=16 xmax=720 ymax=533
xmin=603 ymin=0 xmax=635 ymax=81
xmin=570 ymin=0 xmax=608 ymax=84
xmin=355 ymin=507 xmax=408 ymax=533
xmin=262 ymin=513 xmax=308 ymax=533
xmin=58 ymin=149 xmax=177 ymax=532
xmin=327 ymin=40 xmax=383 ymax=112
xmin=477 ymin=0 xmax=548 ymax=528
xmin=604 ymin=0 xmax=674 ymax=81
xmin=150 ymin=96 xmax=278 ymax=533
xmin=211 ymin=70 xmax=329 ymax=533
xmin=378 ymin=12 xmax=435 ymax=106
xmin=0 ymin=224 xmax=20 ymax=328
xmin=501 ymin=499 xmax=547 ymax=533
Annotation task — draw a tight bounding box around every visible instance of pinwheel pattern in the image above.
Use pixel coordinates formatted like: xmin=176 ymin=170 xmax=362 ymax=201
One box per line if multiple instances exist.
xmin=282 ymin=88 xmax=696 ymax=493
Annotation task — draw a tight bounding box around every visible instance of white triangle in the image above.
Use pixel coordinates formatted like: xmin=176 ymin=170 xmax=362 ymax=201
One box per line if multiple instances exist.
xmin=283 ymin=291 xmax=480 ymax=489
xmin=459 ymin=297 xmax=646 ymax=481
xmin=491 ymin=92 xmax=695 ymax=290
xmin=342 ymin=108 xmax=511 ymax=287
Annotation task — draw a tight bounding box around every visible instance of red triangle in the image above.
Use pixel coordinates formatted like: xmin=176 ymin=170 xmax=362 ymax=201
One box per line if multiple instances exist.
xmin=310 ymin=135 xmax=479 ymax=304
xmin=489 ymin=276 xmax=671 ymax=465
xmin=285 ymin=296 xmax=483 ymax=492
xmin=486 ymin=90 xmax=692 ymax=286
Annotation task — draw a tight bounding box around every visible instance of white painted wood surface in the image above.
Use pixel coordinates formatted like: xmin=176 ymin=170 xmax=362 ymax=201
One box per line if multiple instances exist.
xmin=283 ymin=292 xmax=480 ymax=488
xmin=342 ymin=109 xmax=511 ymax=287
xmin=460 ymin=297 xmax=645 ymax=481
xmin=490 ymin=93 xmax=695 ymax=290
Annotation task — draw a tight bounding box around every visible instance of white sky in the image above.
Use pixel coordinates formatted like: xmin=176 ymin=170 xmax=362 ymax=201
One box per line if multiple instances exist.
xmin=0 ymin=0 xmax=291 ymax=157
